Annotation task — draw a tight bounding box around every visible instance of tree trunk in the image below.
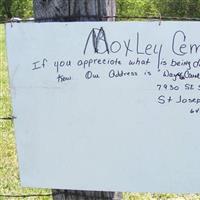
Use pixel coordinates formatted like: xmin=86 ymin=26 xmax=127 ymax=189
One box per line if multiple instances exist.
xmin=33 ymin=0 xmax=116 ymax=21
xmin=33 ymin=0 xmax=122 ymax=199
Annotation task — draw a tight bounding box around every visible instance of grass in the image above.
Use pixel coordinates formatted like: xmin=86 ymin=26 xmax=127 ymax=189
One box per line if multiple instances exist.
xmin=1 ymin=23 xmax=200 ymax=200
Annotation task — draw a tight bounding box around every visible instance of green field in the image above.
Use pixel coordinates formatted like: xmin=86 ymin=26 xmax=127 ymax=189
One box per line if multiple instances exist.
xmin=1 ymin=23 xmax=200 ymax=200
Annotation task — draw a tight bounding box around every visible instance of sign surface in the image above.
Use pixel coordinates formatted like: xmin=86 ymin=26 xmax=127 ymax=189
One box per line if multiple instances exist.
xmin=6 ymin=21 xmax=200 ymax=193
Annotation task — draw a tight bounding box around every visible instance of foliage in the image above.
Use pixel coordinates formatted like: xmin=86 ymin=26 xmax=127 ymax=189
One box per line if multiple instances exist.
xmin=154 ymin=0 xmax=200 ymax=18
xmin=116 ymin=0 xmax=158 ymax=17
xmin=1 ymin=0 xmax=200 ymax=20
xmin=0 ymin=0 xmax=33 ymax=19
xmin=116 ymin=0 xmax=200 ymax=18
xmin=10 ymin=0 xmax=33 ymax=18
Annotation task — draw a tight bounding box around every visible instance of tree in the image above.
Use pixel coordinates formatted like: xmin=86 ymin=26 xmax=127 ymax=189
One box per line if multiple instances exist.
xmin=0 ymin=0 xmax=33 ymax=19
xmin=11 ymin=0 xmax=33 ymax=18
xmin=116 ymin=0 xmax=158 ymax=18
xmin=33 ymin=0 xmax=122 ymax=199
xmin=154 ymin=0 xmax=200 ymax=18
xmin=2 ymin=0 xmax=200 ymax=20
xmin=0 ymin=0 xmax=12 ymax=19
xmin=116 ymin=0 xmax=200 ymax=19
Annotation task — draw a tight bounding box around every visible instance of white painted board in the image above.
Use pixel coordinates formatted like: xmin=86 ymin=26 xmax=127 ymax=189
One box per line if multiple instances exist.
xmin=6 ymin=21 xmax=200 ymax=193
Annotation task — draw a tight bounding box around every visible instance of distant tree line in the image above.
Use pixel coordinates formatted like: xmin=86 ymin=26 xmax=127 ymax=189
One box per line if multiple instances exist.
xmin=117 ymin=0 xmax=200 ymax=18
xmin=1 ymin=0 xmax=200 ymax=20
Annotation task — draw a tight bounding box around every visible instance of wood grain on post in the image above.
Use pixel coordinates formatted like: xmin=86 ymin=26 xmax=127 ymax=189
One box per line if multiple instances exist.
xmin=33 ymin=0 xmax=122 ymax=199
xmin=33 ymin=0 xmax=116 ymax=21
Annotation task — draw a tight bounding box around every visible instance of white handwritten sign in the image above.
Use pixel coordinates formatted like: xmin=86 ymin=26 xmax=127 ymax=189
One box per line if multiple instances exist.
xmin=6 ymin=21 xmax=200 ymax=193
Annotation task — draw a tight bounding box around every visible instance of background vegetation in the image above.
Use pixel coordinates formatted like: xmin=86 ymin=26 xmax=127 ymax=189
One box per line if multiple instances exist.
xmin=1 ymin=0 xmax=200 ymax=20
xmin=1 ymin=0 xmax=200 ymax=199
xmin=117 ymin=0 xmax=200 ymax=18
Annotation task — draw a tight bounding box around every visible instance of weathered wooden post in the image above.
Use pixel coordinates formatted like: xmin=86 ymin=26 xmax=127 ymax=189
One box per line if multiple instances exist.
xmin=33 ymin=0 xmax=122 ymax=199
